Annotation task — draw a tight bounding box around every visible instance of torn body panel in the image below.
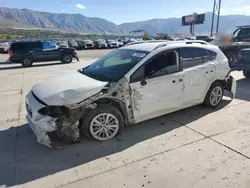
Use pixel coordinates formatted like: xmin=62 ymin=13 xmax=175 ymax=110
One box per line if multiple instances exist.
xmin=26 ymin=77 xmax=134 ymax=148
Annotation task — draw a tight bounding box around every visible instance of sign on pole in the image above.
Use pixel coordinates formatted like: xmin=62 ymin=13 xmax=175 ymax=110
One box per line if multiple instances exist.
xmin=182 ymin=13 xmax=205 ymax=26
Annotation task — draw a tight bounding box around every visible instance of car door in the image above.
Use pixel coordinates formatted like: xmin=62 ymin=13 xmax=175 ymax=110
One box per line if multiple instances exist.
xmin=42 ymin=41 xmax=61 ymax=61
xmin=179 ymin=47 xmax=216 ymax=105
xmin=30 ymin=42 xmax=44 ymax=61
xmin=129 ymin=50 xmax=184 ymax=123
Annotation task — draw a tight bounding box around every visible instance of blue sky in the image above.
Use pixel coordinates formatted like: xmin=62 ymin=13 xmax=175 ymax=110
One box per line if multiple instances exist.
xmin=1 ymin=0 xmax=250 ymax=24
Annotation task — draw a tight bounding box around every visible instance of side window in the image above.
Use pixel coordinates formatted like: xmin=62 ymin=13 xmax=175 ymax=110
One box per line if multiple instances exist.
xmin=207 ymin=50 xmax=217 ymax=60
xmin=239 ymin=29 xmax=250 ymax=39
xmin=31 ymin=42 xmax=42 ymax=49
xmin=202 ymin=49 xmax=210 ymax=63
xmin=179 ymin=48 xmax=203 ymax=69
xmin=130 ymin=51 xmax=178 ymax=82
xmin=43 ymin=42 xmax=56 ymax=49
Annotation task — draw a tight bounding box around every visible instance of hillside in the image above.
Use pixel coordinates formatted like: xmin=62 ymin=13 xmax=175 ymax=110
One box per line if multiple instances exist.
xmin=0 ymin=7 xmax=250 ymax=35
xmin=0 ymin=7 xmax=122 ymax=34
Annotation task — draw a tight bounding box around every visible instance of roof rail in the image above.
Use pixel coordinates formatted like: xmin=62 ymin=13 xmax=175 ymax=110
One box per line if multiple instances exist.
xmin=153 ymin=40 xmax=209 ymax=50
xmin=124 ymin=40 xmax=168 ymax=47
xmin=236 ymin=25 xmax=250 ymax=29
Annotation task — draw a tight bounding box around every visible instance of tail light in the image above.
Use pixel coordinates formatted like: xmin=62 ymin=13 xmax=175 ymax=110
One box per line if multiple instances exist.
xmin=9 ymin=50 xmax=13 ymax=57
xmin=237 ymin=53 xmax=243 ymax=61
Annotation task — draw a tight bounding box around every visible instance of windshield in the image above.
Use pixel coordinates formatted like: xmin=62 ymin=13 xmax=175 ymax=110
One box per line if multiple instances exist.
xmin=79 ymin=49 xmax=149 ymax=82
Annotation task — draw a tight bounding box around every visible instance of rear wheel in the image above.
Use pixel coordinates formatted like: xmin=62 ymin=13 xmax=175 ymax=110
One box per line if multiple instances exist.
xmin=21 ymin=57 xmax=33 ymax=67
xmin=243 ymin=71 xmax=250 ymax=78
xmin=203 ymin=82 xmax=224 ymax=108
xmin=61 ymin=54 xmax=73 ymax=63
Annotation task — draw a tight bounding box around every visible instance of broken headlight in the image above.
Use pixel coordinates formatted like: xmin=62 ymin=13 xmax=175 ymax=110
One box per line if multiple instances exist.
xmin=38 ymin=106 xmax=68 ymax=117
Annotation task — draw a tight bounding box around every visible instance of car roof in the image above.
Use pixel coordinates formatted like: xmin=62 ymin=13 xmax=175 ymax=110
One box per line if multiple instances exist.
xmin=241 ymin=48 xmax=250 ymax=51
xmin=121 ymin=40 xmax=212 ymax=52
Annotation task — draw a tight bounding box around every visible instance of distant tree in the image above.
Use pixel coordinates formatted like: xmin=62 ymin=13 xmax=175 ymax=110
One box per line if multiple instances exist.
xmin=143 ymin=32 xmax=151 ymax=40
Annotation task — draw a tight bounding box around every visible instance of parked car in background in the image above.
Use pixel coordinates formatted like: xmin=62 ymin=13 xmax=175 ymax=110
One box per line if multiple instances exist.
xmin=9 ymin=40 xmax=79 ymax=67
xmin=117 ymin=40 xmax=124 ymax=47
xmin=0 ymin=42 xmax=10 ymax=53
xmin=68 ymin=40 xmax=79 ymax=50
xmin=57 ymin=41 xmax=69 ymax=48
xmin=107 ymin=40 xmax=119 ymax=48
xmin=93 ymin=39 xmax=107 ymax=49
xmin=232 ymin=48 xmax=250 ymax=78
xmin=25 ymin=40 xmax=236 ymax=147
xmin=77 ymin=40 xmax=94 ymax=50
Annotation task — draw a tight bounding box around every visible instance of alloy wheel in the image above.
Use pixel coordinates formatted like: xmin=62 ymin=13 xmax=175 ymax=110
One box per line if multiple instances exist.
xmin=210 ymin=86 xmax=223 ymax=106
xmin=89 ymin=113 xmax=119 ymax=141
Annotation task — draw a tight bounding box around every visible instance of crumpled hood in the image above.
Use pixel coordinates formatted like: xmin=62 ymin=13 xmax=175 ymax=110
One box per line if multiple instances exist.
xmin=32 ymin=71 xmax=108 ymax=106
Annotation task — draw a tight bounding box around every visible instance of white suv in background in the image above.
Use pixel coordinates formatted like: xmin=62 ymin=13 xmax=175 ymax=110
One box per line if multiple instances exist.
xmin=25 ymin=40 xmax=236 ymax=147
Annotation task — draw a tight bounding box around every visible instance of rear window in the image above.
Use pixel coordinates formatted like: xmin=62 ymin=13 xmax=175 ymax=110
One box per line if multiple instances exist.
xmin=207 ymin=50 xmax=217 ymax=60
xmin=11 ymin=42 xmax=42 ymax=51
xmin=179 ymin=47 xmax=203 ymax=69
xmin=241 ymin=50 xmax=250 ymax=61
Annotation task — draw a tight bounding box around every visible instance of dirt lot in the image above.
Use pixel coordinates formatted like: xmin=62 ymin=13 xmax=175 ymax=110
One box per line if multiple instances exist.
xmin=0 ymin=51 xmax=250 ymax=188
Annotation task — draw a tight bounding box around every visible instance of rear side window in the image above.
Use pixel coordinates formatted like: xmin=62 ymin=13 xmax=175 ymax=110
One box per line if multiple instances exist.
xmin=207 ymin=50 xmax=217 ymax=60
xmin=11 ymin=43 xmax=26 ymax=50
xmin=179 ymin=48 xmax=203 ymax=69
xmin=11 ymin=42 xmax=42 ymax=51
xmin=202 ymin=49 xmax=210 ymax=63
xmin=30 ymin=42 xmax=42 ymax=49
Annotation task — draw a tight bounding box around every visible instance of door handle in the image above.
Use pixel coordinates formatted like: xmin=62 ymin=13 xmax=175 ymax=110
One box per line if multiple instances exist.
xmin=179 ymin=78 xmax=183 ymax=82
xmin=206 ymin=71 xmax=208 ymax=74
xmin=172 ymin=80 xmax=176 ymax=83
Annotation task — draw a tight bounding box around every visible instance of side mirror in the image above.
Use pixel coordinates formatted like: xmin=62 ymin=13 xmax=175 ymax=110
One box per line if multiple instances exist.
xmin=140 ymin=79 xmax=147 ymax=86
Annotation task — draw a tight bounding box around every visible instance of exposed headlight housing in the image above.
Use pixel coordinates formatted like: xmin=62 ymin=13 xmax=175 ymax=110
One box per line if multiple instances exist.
xmin=38 ymin=106 xmax=68 ymax=117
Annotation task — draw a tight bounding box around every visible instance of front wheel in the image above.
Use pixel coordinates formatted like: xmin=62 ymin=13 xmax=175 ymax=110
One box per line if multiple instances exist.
xmin=203 ymin=82 xmax=224 ymax=108
xmin=243 ymin=71 xmax=250 ymax=78
xmin=61 ymin=54 xmax=73 ymax=63
xmin=82 ymin=104 xmax=124 ymax=141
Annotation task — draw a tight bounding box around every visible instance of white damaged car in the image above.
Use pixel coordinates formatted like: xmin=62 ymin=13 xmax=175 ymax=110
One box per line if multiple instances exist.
xmin=25 ymin=40 xmax=236 ymax=147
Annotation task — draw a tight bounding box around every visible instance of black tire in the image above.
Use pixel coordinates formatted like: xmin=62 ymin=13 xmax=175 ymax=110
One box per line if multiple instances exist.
xmin=243 ymin=71 xmax=250 ymax=78
xmin=226 ymin=53 xmax=235 ymax=68
xmin=81 ymin=104 xmax=124 ymax=141
xmin=21 ymin=57 xmax=33 ymax=67
xmin=203 ymin=82 xmax=224 ymax=108
xmin=61 ymin=54 xmax=73 ymax=63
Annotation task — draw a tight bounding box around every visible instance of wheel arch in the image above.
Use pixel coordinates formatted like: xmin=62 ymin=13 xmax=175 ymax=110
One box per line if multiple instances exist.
xmin=94 ymin=98 xmax=130 ymax=125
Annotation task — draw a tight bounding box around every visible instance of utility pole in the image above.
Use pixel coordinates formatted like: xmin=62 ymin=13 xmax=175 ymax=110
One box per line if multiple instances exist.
xmin=210 ymin=0 xmax=216 ymax=37
xmin=211 ymin=0 xmax=222 ymax=36
xmin=216 ymin=0 xmax=222 ymax=33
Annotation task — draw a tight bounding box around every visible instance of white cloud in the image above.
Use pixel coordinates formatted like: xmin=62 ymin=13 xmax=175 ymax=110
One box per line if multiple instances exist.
xmin=220 ymin=8 xmax=227 ymax=14
xmin=60 ymin=9 xmax=65 ymax=12
xmin=238 ymin=0 xmax=243 ymax=3
xmin=232 ymin=6 xmax=250 ymax=14
xmin=76 ymin=4 xmax=86 ymax=9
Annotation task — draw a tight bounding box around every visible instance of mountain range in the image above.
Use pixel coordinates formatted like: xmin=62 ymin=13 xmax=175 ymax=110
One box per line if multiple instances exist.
xmin=0 ymin=7 xmax=250 ymax=36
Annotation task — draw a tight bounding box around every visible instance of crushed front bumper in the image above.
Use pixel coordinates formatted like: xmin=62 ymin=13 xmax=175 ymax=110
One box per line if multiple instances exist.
xmin=26 ymin=115 xmax=57 ymax=148
xmin=25 ymin=91 xmax=57 ymax=147
xmin=25 ymin=91 xmax=81 ymax=148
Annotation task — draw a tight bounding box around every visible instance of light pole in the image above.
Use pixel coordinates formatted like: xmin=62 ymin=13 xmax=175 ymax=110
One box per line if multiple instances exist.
xmin=210 ymin=0 xmax=222 ymax=37
xmin=216 ymin=0 xmax=222 ymax=33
